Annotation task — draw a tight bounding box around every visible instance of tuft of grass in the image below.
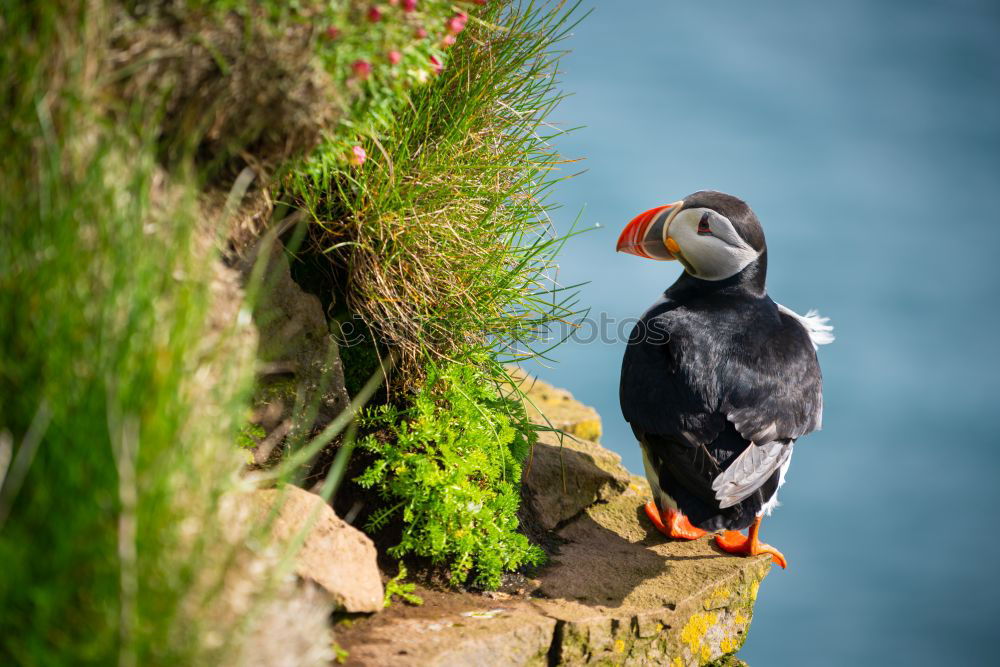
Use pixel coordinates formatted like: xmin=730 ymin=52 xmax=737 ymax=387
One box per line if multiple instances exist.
xmin=356 ymin=356 xmax=545 ymax=589
xmin=0 ymin=2 xmax=340 ymax=663
xmin=290 ymin=0 xmax=586 ymax=382
xmin=111 ymin=0 xmax=465 ymax=182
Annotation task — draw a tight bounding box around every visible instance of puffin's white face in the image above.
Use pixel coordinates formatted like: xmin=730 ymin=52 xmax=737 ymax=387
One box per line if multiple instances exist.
xmin=616 ymin=201 xmax=762 ymax=281
xmin=664 ymin=207 xmax=760 ymax=281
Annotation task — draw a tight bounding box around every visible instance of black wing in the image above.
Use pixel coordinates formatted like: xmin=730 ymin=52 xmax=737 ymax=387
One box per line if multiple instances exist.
xmin=619 ymin=296 xmax=727 ymax=447
xmin=723 ymin=308 xmax=823 ymax=443
xmin=620 ymin=295 xmax=822 ymax=447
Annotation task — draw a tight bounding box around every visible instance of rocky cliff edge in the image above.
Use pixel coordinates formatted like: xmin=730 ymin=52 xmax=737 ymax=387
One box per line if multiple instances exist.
xmin=334 ymin=375 xmax=770 ymax=666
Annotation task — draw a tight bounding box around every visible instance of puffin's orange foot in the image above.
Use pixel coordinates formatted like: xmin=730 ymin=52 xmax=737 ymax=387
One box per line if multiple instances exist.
xmin=714 ymin=528 xmax=787 ymax=569
xmin=644 ymin=501 xmax=707 ymax=540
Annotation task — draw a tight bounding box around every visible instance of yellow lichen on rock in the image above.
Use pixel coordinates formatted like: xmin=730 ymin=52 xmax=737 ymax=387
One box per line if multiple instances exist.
xmin=704 ymin=586 xmax=732 ymax=610
xmin=509 ymin=370 xmax=603 ymax=441
xmin=568 ymin=417 xmax=603 ymax=442
xmin=681 ymin=611 xmax=718 ymax=661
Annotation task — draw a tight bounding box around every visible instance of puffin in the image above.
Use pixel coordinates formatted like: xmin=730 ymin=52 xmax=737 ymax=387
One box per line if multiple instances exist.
xmin=617 ymin=191 xmax=832 ymax=568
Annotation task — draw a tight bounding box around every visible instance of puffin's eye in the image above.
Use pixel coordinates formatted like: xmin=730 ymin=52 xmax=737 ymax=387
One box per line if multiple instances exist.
xmin=697 ymin=214 xmax=712 ymax=235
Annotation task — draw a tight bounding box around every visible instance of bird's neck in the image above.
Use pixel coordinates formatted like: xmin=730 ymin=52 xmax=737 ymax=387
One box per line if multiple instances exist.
xmin=669 ymin=250 xmax=768 ymax=299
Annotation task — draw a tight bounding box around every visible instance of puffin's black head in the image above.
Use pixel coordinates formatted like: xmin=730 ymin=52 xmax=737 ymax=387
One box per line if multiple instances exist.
xmin=615 ymin=190 xmax=766 ymax=281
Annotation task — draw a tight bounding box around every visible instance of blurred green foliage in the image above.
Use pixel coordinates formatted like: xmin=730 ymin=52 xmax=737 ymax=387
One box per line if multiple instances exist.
xmin=0 ymin=2 xmax=256 ymax=662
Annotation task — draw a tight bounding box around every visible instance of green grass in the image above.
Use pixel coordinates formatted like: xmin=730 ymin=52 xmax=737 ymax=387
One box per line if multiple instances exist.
xmin=109 ymin=0 xmax=465 ymax=180
xmin=290 ymin=0 xmax=586 ymax=381
xmin=0 ymin=2 xmax=316 ymax=663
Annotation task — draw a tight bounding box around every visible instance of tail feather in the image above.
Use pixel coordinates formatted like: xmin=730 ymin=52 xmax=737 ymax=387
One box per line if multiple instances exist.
xmin=712 ymin=440 xmax=793 ymax=508
xmin=777 ymin=304 xmax=834 ymax=349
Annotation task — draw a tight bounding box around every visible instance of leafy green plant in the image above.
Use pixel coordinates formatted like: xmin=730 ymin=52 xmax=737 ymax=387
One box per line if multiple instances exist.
xmin=383 ymin=562 xmax=424 ymax=607
xmin=356 ymin=358 xmax=545 ymax=589
xmin=238 ymin=423 xmax=268 ymax=449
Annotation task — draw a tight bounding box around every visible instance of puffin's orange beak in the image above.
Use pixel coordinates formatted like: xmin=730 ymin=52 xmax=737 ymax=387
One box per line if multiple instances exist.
xmin=616 ymin=202 xmax=682 ymax=260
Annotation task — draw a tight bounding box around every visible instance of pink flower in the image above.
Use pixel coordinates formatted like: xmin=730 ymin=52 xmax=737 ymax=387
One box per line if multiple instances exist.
xmin=349 ymin=145 xmax=367 ymax=166
xmin=446 ymin=12 xmax=468 ymax=35
xmin=429 ymin=54 xmax=443 ymax=74
xmin=471 ymin=0 xmax=487 ymax=5
xmin=403 ymin=0 xmax=417 ymax=12
xmin=324 ymin=26 xmax=340 ymax=40
xmin=441 ymin=34 xmax=456 ymax=48
xmin=351 ymin=59 xmax=373 ymax=79
xmin=367 ymin=6 xmax=382 ymax=22
xmin=387 ymin=50 xmax=403 ymax=65
xmin=415 ymin=26 xmax=428 ymax=39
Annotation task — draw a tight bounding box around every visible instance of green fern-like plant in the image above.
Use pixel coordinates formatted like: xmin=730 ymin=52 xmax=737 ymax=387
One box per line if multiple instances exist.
xmin=356 ymin=358 xmax=544 ymax=589
xmin=383 ymin=562 xmax=423 ymax=608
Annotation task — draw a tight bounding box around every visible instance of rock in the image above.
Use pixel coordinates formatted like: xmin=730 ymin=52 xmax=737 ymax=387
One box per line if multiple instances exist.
xmin=338 ymin=591 xmax=558 ymax=666
xmin=234 ymin=580 xmax=337 ymax=667
xmin=522 ymin=430 xmax=630 ymax=531
xmin=707 ymin=657 xmax=749 ymax=667
xmin=335 ymin=477 xmax=769 ymax=665
xmin=335 ymin=477 xmax=768 ymax=665
xmin=516 ymin=372 xmax=603 ymax=442
xmin=207 ymin=489 xmax=341 ymax=666
xmin=533 ymin=477 xmax=770 ymax=665
xmin=247 ymin=240 xmax=351 ymax=458
xmin=333 ymin=379 xmax=770 ymax=665
xmin=249 ymin=486 xmax=384 ymax=613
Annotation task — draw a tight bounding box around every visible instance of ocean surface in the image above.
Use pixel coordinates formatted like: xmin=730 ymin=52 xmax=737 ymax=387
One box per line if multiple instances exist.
xmin=525 ymin=1 xmax=1000 ymax=664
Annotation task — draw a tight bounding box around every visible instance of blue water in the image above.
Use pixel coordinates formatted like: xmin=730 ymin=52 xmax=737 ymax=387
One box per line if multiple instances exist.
xmin=526 ymin=1 xmax=1000 ymax=663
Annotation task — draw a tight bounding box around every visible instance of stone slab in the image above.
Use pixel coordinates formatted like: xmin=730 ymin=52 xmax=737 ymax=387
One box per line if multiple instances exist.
xmin=336 ymin=478 xmax=770 ymax=665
